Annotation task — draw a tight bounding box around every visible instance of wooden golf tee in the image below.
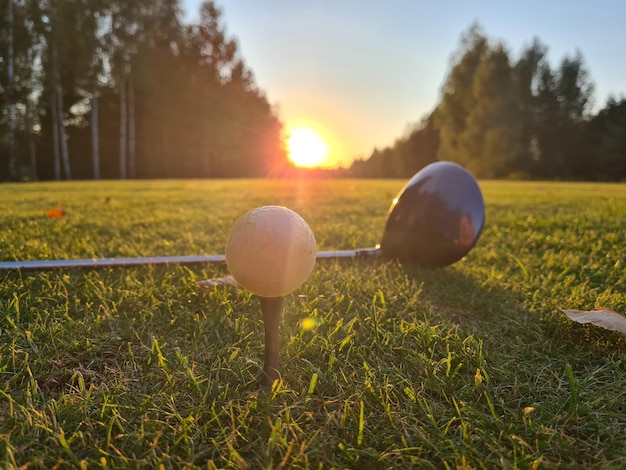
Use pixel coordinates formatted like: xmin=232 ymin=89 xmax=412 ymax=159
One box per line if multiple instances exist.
xmin=259 ymin=296 xmax=284 ymax=388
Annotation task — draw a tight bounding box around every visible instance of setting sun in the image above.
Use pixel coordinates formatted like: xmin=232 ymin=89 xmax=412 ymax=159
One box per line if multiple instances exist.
xmin=287 ymin=127 xmax=329 ymax=167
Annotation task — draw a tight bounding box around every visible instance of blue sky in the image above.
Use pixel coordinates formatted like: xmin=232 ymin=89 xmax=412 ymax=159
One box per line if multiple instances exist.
xmin=182 ymin=0 xmax=626 ymax=168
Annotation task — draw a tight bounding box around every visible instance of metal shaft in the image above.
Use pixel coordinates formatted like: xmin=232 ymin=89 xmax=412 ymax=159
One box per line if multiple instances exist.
xmin=0 ymin=248 xmax=381 ymax=271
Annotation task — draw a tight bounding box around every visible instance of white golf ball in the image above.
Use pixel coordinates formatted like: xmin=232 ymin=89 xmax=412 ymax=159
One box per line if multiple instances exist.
xmin=225 ymin=206 xmax=317 ymax=297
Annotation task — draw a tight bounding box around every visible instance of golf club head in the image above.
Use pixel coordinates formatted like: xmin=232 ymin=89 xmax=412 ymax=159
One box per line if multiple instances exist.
xmin=380 ymin=161 xmax=485 ymax=267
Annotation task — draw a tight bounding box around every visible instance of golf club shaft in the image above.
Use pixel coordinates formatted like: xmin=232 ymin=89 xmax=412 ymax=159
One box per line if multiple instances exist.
xmin=0 ymin=248 xmax=381 ymax=271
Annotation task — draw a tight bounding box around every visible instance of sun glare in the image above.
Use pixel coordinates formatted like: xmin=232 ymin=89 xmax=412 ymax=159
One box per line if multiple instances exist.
xmin=287 ymin=127 xmax=329 ymax=168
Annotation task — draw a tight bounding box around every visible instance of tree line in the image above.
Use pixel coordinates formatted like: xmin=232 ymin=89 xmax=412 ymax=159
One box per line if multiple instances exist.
xmin=0 ymin=0 xmax=289 ymax=181
xmin=348 ymin=25 xmax=626 ymax=181
xmin=2 ymin=8 xmax=625 ymax=182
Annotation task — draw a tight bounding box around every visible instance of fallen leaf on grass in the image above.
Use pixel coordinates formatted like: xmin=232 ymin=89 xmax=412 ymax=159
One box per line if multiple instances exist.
xmin=559 ymin=308 xmax=626 ymax=336
xmin=46 ymin=208 xmax=66 ymax=218
xmin=197 ymin=275 xmax=237 ymax=290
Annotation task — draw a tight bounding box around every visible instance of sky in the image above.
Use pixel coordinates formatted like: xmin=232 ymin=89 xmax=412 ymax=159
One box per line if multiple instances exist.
xmin=182 ymin=0 xmax=626 ymax=168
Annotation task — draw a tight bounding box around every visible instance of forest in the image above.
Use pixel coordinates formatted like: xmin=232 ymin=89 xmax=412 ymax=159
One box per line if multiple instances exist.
xmin=0 ymin=0 xmax=288 ymax=181
xmin=1 ymin=2 xmax=625 ymax=181
xmin=349 ymin=26 xmax=626 ymax=181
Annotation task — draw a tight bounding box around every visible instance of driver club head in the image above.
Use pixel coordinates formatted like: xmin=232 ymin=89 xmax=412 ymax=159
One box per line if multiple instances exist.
xmin=380 ymin=161 xmax=485 ymax=267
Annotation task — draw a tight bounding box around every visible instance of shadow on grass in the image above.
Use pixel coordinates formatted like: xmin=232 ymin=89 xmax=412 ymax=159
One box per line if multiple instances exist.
xmin=397 ymin=260 xmax=626 ymax=358
xmin=398 ymin=262 xmax=515 ymax=324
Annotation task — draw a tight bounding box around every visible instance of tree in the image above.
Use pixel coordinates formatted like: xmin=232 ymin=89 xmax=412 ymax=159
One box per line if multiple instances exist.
xmin=108 ymin=0 xmax=156 ymax=178
xmin=450 ymin=43 xmax=519 ymax=177
xmin=435 ymin=24 xmax=490 ymax=168
xmin=180 ymin=0 xmax=240 ymax=176
xmin=435 ymin=26 xmax=521 ymax=178
xmin=588 ymin=96 xmax=626 ymax=180
xmin=513 ymin=38 xmax=549 ymax=176
xmin=82 ymin=0 xmax=108 ymax=180
xmin=108 ymin=0 xmax=184 ymax=178
xmin=532 ymin=52 xmax=594 ymax=178
xmin=6 ymin=0 xmax=17 ymax=180
xmin=39 ymin=0 xmax=92 ymax=180
xmin=1 ymin=0 xmax=40 ymax=180
xmin=109 ymin=1 xmax=136 ymax=179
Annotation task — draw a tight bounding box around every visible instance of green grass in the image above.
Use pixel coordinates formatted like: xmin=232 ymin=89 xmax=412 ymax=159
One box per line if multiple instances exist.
xmin=1 ymin=178 xmax=625 ymax=468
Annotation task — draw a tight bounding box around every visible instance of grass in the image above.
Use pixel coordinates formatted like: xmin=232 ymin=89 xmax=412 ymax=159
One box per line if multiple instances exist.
xmin=0 ymin=178 xmax=625 ymax=468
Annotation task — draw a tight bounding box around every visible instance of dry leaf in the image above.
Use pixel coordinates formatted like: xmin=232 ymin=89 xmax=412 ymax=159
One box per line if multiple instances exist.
xmin=197 ymin=275 xmax=237 ymax=290
xmin=559 ymin=308 xmax=626 ymax=336
xmin=46 ymin=208 xmax=66 ymax=218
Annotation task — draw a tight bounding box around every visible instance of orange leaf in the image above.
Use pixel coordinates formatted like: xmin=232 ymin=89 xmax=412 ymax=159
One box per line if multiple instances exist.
xmin=46 ymin=208 xmax=66 ymax=218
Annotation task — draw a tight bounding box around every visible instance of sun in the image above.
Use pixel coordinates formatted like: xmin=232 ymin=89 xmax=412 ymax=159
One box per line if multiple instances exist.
xmin=287 ymin=127 xmax=329 ymax=167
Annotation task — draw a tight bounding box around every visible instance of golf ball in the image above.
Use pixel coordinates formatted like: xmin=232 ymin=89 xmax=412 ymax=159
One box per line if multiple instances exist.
xmin=225 ymin=206 xmax=316 ymax=297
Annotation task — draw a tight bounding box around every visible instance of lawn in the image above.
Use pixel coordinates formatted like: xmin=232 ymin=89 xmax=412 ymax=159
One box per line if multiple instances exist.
xmin=0 ymin=178 xmax=625 ymax=468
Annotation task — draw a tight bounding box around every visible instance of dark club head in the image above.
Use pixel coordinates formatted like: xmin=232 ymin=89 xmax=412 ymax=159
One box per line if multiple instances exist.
xmin=380 ymin=161 xmax=485 ymax=267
